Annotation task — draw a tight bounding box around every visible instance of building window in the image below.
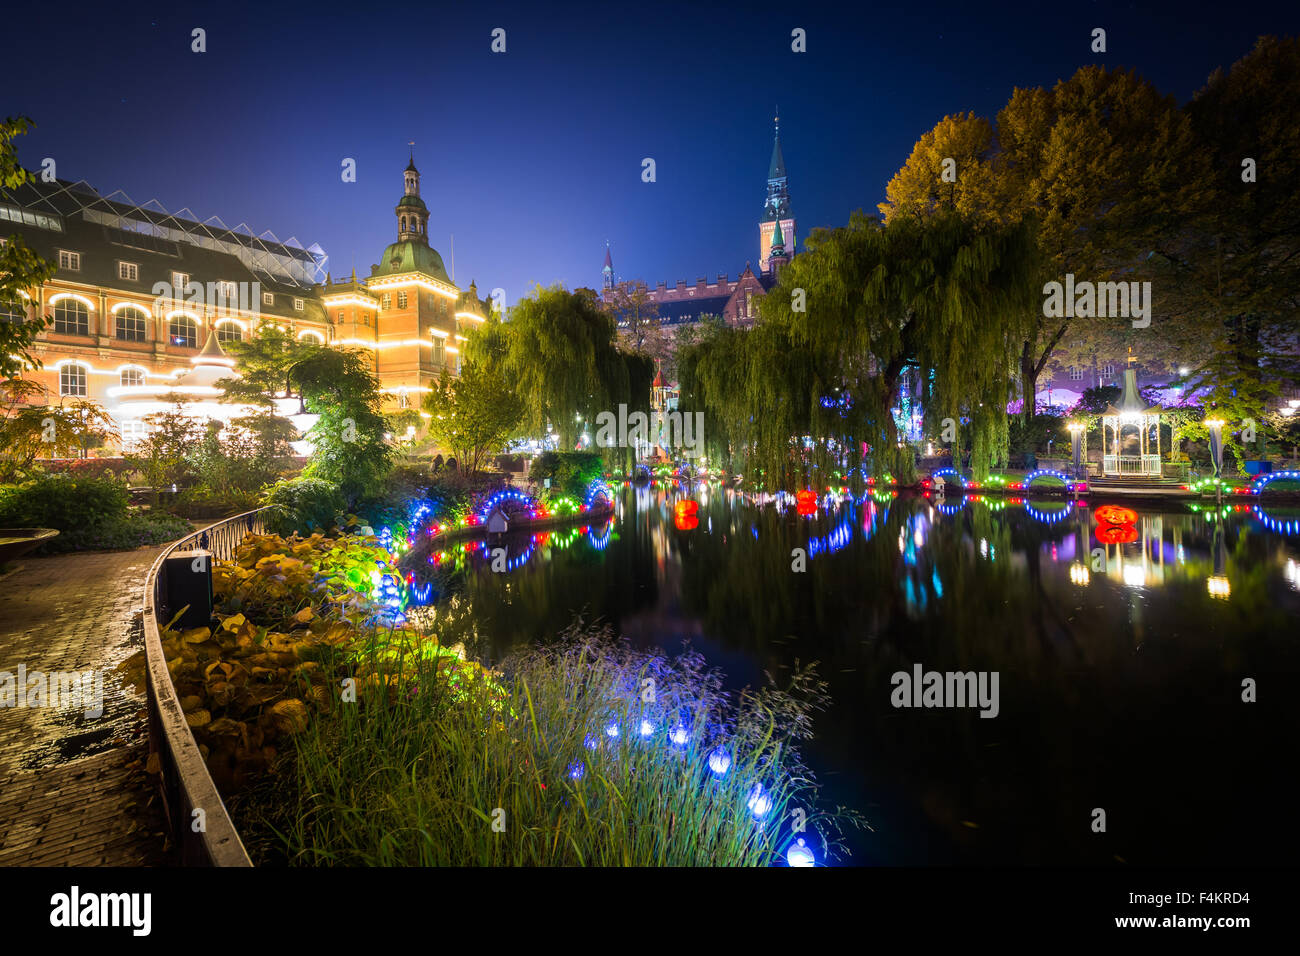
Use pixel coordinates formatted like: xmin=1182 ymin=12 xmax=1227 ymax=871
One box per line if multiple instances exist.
xmin=59 ymin=363 xmax=87 ymax=397
xmin=169 ymin=315 xmax=198 ymax=348
xmin=118 ymin=261 xmax=139 ymax=282
xmin=53 ymin=298 xmax=90 ymax=335
xmin=215 ymin=280 xmax=237 ymax=306
xmin=1101 ymin=363 xmax=1115 ymax=378
xmin=397 ymin=291 xmax=408 ymax=309
xmin=171 ymin=271 xmax=190 ymax=293
xmin=215 ymin=320 xmax=243 ymax=344
xmin=337 ymin=311 xmax=344 ymax=324
xmin=120 ymin=419 xmax=148 ymax=449
xmin=1068 ymin=366 xmax=1084 ymax=381
xmin=0 ymin=300 xmax=26 ymax=322
xmin=381 ymin=293 xmax=391 ymax=310
xmin=120 ymin=367 xmax=145 ymax=388
xmin=58 ymin=250 xmax=81 ymax=271
xmin=432 ymin=336 xmax=445 ymax=365
xmin=115 ymin=306 xmax=148 ymax=342
xmin=293 ymin=297 xmax=304 ymax=311
xmin=262 ymin=291 xmax=274 ymax=306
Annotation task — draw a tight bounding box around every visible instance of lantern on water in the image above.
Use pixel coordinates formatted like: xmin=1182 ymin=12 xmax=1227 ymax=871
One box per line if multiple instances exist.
xmin=1095 ymin=505 xmax=1138 ymax=526
xmin=795 ymin=490 xmax=817 ymax=517
xmin=1095 ymin=523 xmax=1139 ymax=545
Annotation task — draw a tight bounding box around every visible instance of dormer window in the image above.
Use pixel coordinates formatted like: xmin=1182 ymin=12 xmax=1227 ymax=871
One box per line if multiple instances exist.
xmin=293 ymin=297 xmax=304 ymax=311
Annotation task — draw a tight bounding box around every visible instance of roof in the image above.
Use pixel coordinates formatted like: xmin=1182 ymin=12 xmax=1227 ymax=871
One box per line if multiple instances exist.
xmin=372 ymin=239 xmax=451 ymax=283
xmin=1104 ymin=367 xmax=1161 ymax=417
xmin=396 ymin=194 xmax=428 ymax=212
xmin=771 ymin=218 xmax=785 ymax=251
xmin=603 ymin=245 xmax=613 ymax=270
xmin=0 ymin=181 xmax=328 ymax=323
xmin=769 ymin=126 xmax=786 ymax=181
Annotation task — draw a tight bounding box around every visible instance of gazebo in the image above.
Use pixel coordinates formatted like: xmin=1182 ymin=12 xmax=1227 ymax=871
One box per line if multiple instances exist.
xmin=1100 ymin=356 xmax=1163 ymax=477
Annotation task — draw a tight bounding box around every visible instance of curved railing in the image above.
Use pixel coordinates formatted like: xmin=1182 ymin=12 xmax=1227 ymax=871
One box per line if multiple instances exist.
xmin=143 ymin=507 xmax=269 ymax=867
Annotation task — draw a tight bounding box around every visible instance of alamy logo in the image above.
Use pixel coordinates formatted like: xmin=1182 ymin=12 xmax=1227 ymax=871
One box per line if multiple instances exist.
xmin=1042 ymin=273 xmax=1152 ymax=328
xmin=0 ymin=664 xmax=103 ymax=718
xmin=890 ymin=663 xmax=1000 ymax=718
xmin=594 ymin=404 xmax=704 ymax=459
xmin=50 ymin=886 xmax=151 ymax=936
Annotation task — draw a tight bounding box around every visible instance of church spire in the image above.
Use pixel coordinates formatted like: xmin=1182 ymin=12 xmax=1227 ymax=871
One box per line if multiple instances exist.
xmin=602 ymin=242 xmax=614 ymax=291
xmin=760 ymin=111 xmax=794 ymax=272
xmin=396 ymin=152 xmax=429 ymax=243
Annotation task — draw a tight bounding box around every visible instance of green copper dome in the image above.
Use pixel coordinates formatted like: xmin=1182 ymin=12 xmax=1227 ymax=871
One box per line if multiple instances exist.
xmin=374 ymin=239 xmax=451 ymax=283
xmin=396 ymin=194 xmax=428 ymax=212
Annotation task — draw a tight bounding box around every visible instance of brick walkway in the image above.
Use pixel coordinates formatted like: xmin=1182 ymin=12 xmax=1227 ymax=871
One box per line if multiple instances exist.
xmin=0 ymin=548 xmax=170 ymax=866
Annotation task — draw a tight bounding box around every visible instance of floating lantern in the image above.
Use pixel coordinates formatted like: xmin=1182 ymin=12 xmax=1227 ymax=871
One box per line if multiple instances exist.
xmin=787 ymin=839 xmax=815 ymax=867
xmin=708 ymin=749 xmax=732 ymax=776
xmin=1094 ymin=504 xmax=1138 ymax=526
xmin=1095 ymin=523 xmax=1139 ymax=545
xmin=669 ymin=724 xmax=689 ymax=746
xmin=638 ymin=719 xmax=655 ymax=737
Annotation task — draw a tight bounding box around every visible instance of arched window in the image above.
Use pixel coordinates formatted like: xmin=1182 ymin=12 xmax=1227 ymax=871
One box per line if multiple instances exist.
xmin=400 ymin=215 xmax=407 ymax=232
xmin=115 ymin=306 xmax=148 ymax=342
xmin=169 ymin=315 xmax=198 ymax=348
xmin=120 ymin=367 xmax=145 ymax=388
xmin=53 ymin=298 xmax=90 ymax=335
xmin=59 ymin=363 xmax=87 ymax=397
xmin=215 ymin=320 xmax=243 ymax=345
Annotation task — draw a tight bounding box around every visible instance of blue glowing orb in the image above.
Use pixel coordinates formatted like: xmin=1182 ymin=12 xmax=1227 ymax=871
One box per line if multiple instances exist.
xmin=568 ymin=761 xmax=585 ymax=780
xmin=787 ymin=838 xmax=815 ymax=867
xmin=584 ymin=734 xmax=598 ymax=750
xmin=747 ymin=784 xmax=773 ymax=819
xmin=708 ymin=749 xmax=731 ymax=775
xmin=669 ymin=725 xmax=689 ymax=746
xmin=605 ymin=723 xmax=619 ymax=738
xmin=638 ymin=719 xmax=654 ymax=737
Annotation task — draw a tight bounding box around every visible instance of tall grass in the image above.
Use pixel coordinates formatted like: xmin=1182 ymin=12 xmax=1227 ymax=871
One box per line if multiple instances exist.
xmin=247 ymin=623 xmax=856 ymax=866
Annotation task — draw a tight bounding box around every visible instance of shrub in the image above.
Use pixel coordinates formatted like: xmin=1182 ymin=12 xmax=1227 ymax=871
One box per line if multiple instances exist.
xmin=529 ymin=451 xmax=604 ymax=499
xmin=39 ymin=511 xmax=192 ymax=553
xmin=0 ymin=472 xmax=129 ymax=530
xmin=261 ymin=477 xmax=347 ymax=536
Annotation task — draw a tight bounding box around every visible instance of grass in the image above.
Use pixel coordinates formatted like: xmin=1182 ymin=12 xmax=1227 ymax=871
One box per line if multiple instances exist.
xmin=238 ymin=622 xmax=858 ymax=866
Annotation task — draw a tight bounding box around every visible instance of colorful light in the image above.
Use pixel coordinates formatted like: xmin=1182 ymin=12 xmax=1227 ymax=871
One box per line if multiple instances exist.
xmin=708 ymin=749 xmax=731 ymax=776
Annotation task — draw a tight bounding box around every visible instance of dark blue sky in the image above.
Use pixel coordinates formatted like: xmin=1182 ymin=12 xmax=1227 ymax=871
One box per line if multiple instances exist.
xmin=6 ymin=0 xmax=1298 ymax=304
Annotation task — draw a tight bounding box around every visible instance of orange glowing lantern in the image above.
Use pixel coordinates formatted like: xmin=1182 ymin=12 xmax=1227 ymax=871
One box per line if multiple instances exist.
xmin=1095 ymin=505 xmax=1139 ymax=526
xmin=1095 ymin=523 xmax=1139 ymax=545
xmin=795 ymin=490 xmax=817 ymax=516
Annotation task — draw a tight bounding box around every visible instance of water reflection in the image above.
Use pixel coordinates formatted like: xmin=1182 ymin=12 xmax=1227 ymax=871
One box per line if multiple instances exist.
xmin=401 ymin=485 xmax=1300 ymax=865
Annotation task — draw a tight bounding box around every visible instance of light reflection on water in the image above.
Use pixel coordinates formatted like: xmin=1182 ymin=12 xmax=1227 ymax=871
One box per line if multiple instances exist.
xmin=402 ymin=486 xmax=1300 ymax=865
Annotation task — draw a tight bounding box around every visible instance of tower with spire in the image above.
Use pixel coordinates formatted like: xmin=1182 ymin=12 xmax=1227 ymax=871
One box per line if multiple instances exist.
xmin=396 ymin=148 xmax=429 ymax=242
xmin=602 ymin=243 xmax=614 ymax=291
xmin=759 ymin=110 xmax=795 ymax=274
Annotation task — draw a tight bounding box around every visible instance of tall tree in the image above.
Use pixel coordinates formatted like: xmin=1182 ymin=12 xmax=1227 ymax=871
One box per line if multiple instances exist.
xmin=0 ymin=116 xmax=54 ymax=379
xmin=423 ymin=361 xmax=524 ymax=473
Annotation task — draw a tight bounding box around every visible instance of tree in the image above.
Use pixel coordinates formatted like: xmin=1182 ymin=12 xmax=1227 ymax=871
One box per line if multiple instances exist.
xmin=127 ymin=403 xmax=206 ymax=507
xmin=293 ymin=347 xmax=391 ymax=505
xmin=468 ymin=285 xmax=648 ymax=451
xmin=1 ymin=117 xmax=54 ymax=379
xmin=605 ymin=283 xmax=670 ymax=362
xmin=422 ymin=362 xmax=524 ymax=473
xmin=219 ymin=322 xmax=324 ymax=413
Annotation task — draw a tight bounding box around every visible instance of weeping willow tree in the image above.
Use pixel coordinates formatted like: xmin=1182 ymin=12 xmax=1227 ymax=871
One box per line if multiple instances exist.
xmin=678 ymin=210 xmax=1038 ymax=490
xmin=465 ymin=285 xmax=650 ymax=461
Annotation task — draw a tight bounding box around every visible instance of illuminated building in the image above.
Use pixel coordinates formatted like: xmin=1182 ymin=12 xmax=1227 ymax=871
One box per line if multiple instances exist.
xmin=0 ymin=156 xmax=493 ymax=444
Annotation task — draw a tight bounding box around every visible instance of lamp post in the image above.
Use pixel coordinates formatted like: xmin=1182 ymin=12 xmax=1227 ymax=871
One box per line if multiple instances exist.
xmin=1066 ymin=421 xmax=1085 ymax=479
xmin=1205 ymin=417 xmax=1226 ymax=505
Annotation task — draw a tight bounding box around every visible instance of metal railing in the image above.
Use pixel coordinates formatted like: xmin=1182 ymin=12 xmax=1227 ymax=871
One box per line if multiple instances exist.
xmin=143 ymin=507 xmax=268 ymax=866
xmin=1103 ymin=454 xmax=1162 ymax=476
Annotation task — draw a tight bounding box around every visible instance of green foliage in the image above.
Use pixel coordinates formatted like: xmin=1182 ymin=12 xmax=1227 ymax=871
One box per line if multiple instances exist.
xmin=261 ymin=477 xmax=348 ymax=536
xmin=468 ymin=286 xmax=651 ymax=451
xmin=0 ymin=471 xmax=129 ymax=530
xmin=247 ymin=626 xmax=854 ymax=866
xmin=39 ymin=511 xmax=192 ymax=554
xmin=529 ymin=451 xmax=604 ymax=499
xmin=422 ymin=362 xmax=523 ymax=473
xmin=0 ymin=116 xmax=55 ymax=379
xmin=295 ymin=348 xmax=391 ymax=506
xmin=0 ymin=399 xmax=118 ymax=481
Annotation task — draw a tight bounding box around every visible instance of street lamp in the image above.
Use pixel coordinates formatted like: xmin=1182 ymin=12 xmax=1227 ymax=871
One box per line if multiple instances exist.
xmin=1066 ymin=421 xmax=1085 ymax=479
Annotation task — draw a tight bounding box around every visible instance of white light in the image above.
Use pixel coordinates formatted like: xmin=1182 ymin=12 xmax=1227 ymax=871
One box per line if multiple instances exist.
xmin=669 ymin=725 xmax=689 ymax=746
xmin=747 ymin=784 xmax=773 ymax=819
xmin=787 ymin=838 xmax=815 ymax=867
xmin=605 ymin=723 xmax=619 ymax=738
xmin=708 ymin=749 xmax=731 ymax=775
xmin=638 ymin=719 xmax=654 ymax=737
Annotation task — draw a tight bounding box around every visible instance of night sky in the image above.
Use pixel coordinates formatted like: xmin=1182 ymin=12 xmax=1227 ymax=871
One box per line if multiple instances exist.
xmin=6 ymin=0 xmax=1298 ymax=305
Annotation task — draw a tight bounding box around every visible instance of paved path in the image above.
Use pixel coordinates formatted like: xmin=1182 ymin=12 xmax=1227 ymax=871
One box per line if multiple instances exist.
xmin=0 ymin=548 xmax=169 ymax=866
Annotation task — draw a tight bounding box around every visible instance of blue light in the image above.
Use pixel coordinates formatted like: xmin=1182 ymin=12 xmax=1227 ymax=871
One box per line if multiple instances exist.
xmin=747 ymin=784 xmax=773 ymax=819
xmin=787 ymin=838 xmax=816 ymax=867
xmin=568 ymin=761 xmax=584 ymax=780
xmin=584 ymin=734 xmax=598 ymax=750
xmin=708 ymin=749 xmax=731 ymax=776
xmin=605 ymin=723 xmax=619 ymax=738
xmin=669 ymin=724 xmax=689 ymax=746
xmin=639 ymin=719 xmax=654 ymax=737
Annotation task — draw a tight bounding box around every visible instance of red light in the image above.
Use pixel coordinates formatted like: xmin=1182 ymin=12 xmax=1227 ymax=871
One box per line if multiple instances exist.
xmin=1096 ymin=523 xmax=1139 ymax=545
xmin=1095 ymin=505 xmax=1139 ymax=526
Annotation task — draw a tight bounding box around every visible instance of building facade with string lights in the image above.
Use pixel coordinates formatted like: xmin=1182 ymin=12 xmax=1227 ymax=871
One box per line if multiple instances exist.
xmin=0 ymin=156 xmax=492 ymax=445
